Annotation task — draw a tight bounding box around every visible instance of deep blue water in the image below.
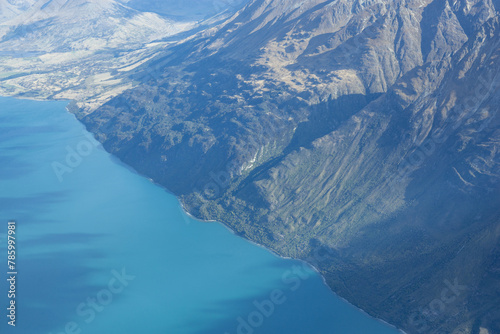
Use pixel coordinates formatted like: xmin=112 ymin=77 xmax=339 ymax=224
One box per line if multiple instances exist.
xmin=0 ymin=97 xmax=402 ymax=334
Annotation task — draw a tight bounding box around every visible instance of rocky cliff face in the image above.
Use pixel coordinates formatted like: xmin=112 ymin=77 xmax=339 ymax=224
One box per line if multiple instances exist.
xmin=75 ymin=0 xmax=500 ymax=333
xmin=0 ymin=0 xmax=36 ymax=21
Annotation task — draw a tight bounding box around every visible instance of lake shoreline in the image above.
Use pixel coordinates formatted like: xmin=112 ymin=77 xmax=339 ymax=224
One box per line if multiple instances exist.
xmin=3 ymin=94 xmax=407 ymax=334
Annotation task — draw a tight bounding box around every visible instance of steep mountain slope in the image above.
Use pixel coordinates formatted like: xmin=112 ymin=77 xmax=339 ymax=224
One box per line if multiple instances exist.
xmin=250 ymin=20 xmax=500 ymax=333
xmin=0 ymin=0 xmax=36 ymax=21
xmin=69 ymin=0 xmax=499 ymax=333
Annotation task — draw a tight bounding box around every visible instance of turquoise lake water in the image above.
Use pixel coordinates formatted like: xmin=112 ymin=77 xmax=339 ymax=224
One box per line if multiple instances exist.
xmin=0 ymin=97 xmax=402 ymax=334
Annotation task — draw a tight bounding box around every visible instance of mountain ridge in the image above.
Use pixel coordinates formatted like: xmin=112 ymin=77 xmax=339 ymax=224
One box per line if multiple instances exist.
xmin=1 ymin=0 xmax=499 ymax=333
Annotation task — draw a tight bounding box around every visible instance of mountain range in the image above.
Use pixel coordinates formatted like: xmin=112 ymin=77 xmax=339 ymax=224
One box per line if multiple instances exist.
xmin=1 ymin=0 xmax=499 ymax=333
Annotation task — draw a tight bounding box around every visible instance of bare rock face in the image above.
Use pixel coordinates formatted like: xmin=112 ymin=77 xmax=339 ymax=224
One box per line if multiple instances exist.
xmin=75 ymin=0 xmax=500 ymax=333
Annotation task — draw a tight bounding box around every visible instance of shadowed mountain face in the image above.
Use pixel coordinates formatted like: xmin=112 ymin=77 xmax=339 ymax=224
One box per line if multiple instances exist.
xmin=70 ymin=0 xmax=500 ymax=333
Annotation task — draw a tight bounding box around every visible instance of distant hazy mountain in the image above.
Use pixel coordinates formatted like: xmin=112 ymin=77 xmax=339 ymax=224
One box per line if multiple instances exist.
xmin=74 ymin=0 xmax=500 ymax=333
xmin=0 ymin=0 xmax=36 ymax=21
xmin=0 ymin=0 xmax=196 ymax=52
xmin=117 ymin=0 xmax=248 ymax=21
xmin=1 ymin=0 xmax=498 ymax=333
xmin=0 ymin=0 xmax=242 ymax=107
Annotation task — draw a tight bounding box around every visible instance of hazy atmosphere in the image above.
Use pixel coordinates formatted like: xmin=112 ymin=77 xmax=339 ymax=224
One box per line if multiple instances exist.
xmin=0 ymin=1 xmax=499 ymax=334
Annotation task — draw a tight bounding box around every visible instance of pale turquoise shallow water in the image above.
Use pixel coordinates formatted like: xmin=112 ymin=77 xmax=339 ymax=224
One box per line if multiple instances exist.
xmin=0 ymin=97 xmax=401 ymax=334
